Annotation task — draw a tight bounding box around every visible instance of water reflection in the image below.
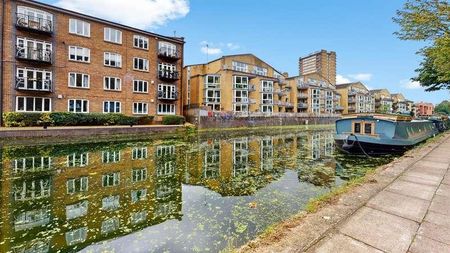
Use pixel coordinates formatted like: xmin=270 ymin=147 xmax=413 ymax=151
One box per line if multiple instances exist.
xmin=0 ymin=129 xmax=393 ymax=253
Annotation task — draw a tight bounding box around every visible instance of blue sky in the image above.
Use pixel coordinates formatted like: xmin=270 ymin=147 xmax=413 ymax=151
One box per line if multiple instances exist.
xmin=40 ymin=0 xmax=449 ymax=104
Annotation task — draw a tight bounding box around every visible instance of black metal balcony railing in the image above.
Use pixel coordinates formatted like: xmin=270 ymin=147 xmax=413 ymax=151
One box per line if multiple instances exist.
xmin=158 ymin=47 xmax=179 ymax=60
xmin=15 ymin=77 xmax=52 ymax=92
xmin=16 ymin=13 xmax=53 ymax=34
xmin=297 ymin=103 xmax=308 ymax=109
xmin=158 ymin=70 xmax=179 ymax=81
xmin=16 ymin=46 xmax=52 ymax=63
xmin=157 ymin=91 xmax=178 ymax=100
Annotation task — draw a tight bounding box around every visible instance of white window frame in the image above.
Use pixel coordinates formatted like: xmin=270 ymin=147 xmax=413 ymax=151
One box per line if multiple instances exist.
xmin=16 ymin=37 xmax=52 ymax=62
xmin=66 ymin=200 xmax=88 ymax=220
xmin=158 ymin=41 xmax=177 ymax=57
xmin=104 ymin=52 xmax=122 ymax=68
xmin=132 ymin=168 xmax=147 ymax=182
xmin=66 ymin=176 xmax=88 ymax=194
xmin=233 ymin=76 xmax=249 ymax=89
xmin=233 ymin=90 xmax=249 ymax=103
xmin=16 ymin=68 xmax=52 ymax=91
xmin=133 ymin=35 xmax=149 ymax=50
xmin=103 ymin=101 xmax=121 ymax=113
xmin=131 ymin=189 xmax=147 ymax=203
xmin=253 ymin=66 xmax=268 ymax=76
xmin=158 ymin=84 xmax=177 ymax=100
xmin=133 ymin=57 xmax=149 ymax=72
xmin=102 ymin=151 xmax=121 ymax=163
xmin=102 ymin=195 xmax=120 ymax=210
xmin=102 ymin=172 xmax=120 ymax=187
xmin=261 ymin=80 xmax=274 ymax=93
xmin=68 ymin=99 xmax=89 ymax=113
xmin=67 ymin=153 xmax=89 ymax=167
xmin=232 ymin=61 xmax=248 ymax=72
xmin=133 ymin=102 xmax=148 ymax=115
xmin=16 ymin=96 xmax=51 ymax=112
xmin=133 ymin=80 xmax=148 ymax=93
xmin=69 ymin=19 xmax=90 ymax=37
xmin=157 ymin=103 xmax=176 ymax=115
xmin=17 ymin=6 xmax=53 ymax=31
xmin=68 ymin=72 xmax=89 ymax=88
xmin=132 ymin=147 xmax=148 ymax=160
xmin=65 ymin=227 xmax=87 ymax=246
xmin=68 ymin=46 xmax=90 ymax=63
xmin=158 ymin=62 xmax=176 ymax=72
xmin=104 ymin=76 xmax=121 ymax=91
xmin=104 ymin=27 xmax=122 ymax=44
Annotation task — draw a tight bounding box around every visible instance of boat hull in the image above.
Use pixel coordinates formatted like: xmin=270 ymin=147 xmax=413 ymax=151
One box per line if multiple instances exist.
xmin=335 ymin=139 xmax=411 ymax=155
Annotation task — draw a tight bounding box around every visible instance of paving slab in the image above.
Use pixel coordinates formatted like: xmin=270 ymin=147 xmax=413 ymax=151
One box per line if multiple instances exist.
xmin=386 ymin=180 xmax=437 ymax=200
xmin=399 ymin=174 xmax=441 ymax=187
xmin=442 ymin=175 xmax=450 ymax=185
xmin=403 ymin=171 xmax=443 ymax=184
xmin=311 ymin=233 xmax=383 ymax=253
xmin=408 ymin=166 xmax=447 ymax=176
xmin=367 ymin=190 xmax=430 ymax=222
xmin=436 ymin=184 xmax=450 ymax=197
xmin=409 ymin=235 xmax=450 ymax=253
xmin=417 ymin=222 xmax=450 ymax=245
xmin=413 ymin=160 xmax=449 ymax=170
xmin=429 ymin=195 xmax=450 ymax=216
xmin=424 ymin=211 xmax=450 ymax=229
xmin=422 ymin=156 xmax=450 ymax=164
xmin=340 ymin=207 xmax=418 ymax=253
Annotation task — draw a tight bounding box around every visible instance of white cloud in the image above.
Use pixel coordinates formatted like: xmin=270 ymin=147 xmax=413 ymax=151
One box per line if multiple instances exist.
xmin=226 ymin=43 xmax=240 ymax=50
xmin=348 ymin=73 xmax=373 ymax=81
xmin=200 ymin=41 xmax=240 ymax=55
xmin=336 ymin=74 xmax=351 ymax=84
xmin=200 ymin=45 xmax=222 ymax=55
xmin=55 ymin=0 xmax=189 ymax=29
xmin=401 ymin=79 xmax=422 ymax=89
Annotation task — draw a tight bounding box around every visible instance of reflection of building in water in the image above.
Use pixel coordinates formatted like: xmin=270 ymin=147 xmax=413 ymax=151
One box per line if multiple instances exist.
xmin=203 ymin=140 xmax=221 ymax=179
xmin=0 ymin=144 xmax=182 ymax=253
xmin=233 ymin=138 xmax=249 ymax=177
xmin=260 ymin=137 xmax=274 ymax=171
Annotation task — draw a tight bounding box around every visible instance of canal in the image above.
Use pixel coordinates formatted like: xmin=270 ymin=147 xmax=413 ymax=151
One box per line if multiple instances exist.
xmin=0 ymin=128 xmax=395 ymax=253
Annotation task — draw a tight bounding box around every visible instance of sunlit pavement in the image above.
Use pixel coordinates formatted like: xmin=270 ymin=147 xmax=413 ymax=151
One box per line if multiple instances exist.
xmin=311 ymin=135 xmax=450 ymax=253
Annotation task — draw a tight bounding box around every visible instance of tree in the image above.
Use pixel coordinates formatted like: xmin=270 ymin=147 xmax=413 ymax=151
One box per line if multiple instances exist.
xmin=435 ymin=100 xmax=450 ymax=115
xmin=393 ymin=0 xmax=450 ymax=91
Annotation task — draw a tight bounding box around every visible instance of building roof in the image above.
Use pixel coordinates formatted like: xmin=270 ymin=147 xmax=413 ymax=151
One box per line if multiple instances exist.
xmin=336 ymin=82 xmax=362 ymax=88
xmin=184 ymin=53 xmax=284 ymax=74
xmin=21 ymin=0 xmax=185 ymax=44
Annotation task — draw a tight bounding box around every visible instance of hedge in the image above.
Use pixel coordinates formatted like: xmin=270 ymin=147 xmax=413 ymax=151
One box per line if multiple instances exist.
xmin=3 ymin=112 xmax=154 ymax=127
xmin=162 ymin=115 xmax=185 ymax=125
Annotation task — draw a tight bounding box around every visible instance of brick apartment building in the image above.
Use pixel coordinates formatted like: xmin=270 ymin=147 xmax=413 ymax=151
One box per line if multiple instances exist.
xmin=415 ymin=102 xmax=434 ymax=116
xmin=336 ymin=82 xmax=375 ymax=114
xmin=0 ymin=0 xmax=184 ymax=125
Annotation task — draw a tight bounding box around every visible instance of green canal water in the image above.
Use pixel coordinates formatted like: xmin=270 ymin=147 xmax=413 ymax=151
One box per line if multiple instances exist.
xmin=0 ymin=128 xmax=395 ymax=253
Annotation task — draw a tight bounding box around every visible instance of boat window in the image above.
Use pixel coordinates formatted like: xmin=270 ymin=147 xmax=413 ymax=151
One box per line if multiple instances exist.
xmin=354 ymin=122 xmax=361 ymax=134
xmin=365 ymin=123 xmax=372 ymax=134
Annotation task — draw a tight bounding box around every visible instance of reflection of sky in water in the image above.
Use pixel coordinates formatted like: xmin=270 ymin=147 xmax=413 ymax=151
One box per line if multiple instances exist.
xmin=0 ymin=129 xmax=394 ymax=253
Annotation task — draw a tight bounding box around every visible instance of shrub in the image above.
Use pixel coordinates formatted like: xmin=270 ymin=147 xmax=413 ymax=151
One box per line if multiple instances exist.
xmin=3 ymin=112 xmax=154 ymax=127
xmin=162 ymin=115 xmax=185 ymax=125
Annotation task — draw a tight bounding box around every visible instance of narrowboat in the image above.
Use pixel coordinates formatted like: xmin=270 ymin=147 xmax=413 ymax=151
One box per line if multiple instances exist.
xmin=335 ymin=114 xmax=438 ymax=155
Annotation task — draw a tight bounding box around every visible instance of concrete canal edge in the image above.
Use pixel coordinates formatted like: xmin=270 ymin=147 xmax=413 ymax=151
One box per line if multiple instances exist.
xmin=237 ymin=132 xmax=450 ymax=253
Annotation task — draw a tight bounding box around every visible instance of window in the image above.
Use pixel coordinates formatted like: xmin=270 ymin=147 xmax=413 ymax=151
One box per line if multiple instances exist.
xmin=104 ymin=77 xmax=121 ymax=91
xmin=101 ymin=217 xmax=119 ymax=235
xmin=157 ymin=103 xmax=175 ymax=115
xmin=131 ymin=211 xmax=147 ymax=225
xmin=233 ymin=90 xmax=248 ymax=103
xmin=131 ymin=189 xmax=147 ymax=203
xmin=354 ymin=122 xmax=361 ymax=134
xmin=69 ymin=46 xmax=90 ymax=63
xmin=132 ymin=168 xmax=147 ymax=182
xmin=205 ymin=75 xmax=220 ymax=88
xmin=104 ymin=27 xmax=122 ymax=44
xmin=132 ymin=147 xmax=148 ymax=160
xmin=133 ymin=57 xmax=149 ymax=71
xmin=205 ymin=89 xmax=221 ymax=111
xmin=16 ymin=96 xmax=51 ymax=112
xmin=69 ymin=19 xmax=90 ymax=37
xmin=68 ymin=99 xmax=89 ymax=113
xmin=16 ymin=37 xmax=52 ymax=62
xmin=65 ymin=227 xmax=87 ymax=246
xmin=102 ymin=172 xmax=120 ymax=187
xmin=158 ymin=62 xmax=177 ymax=77
xmin=13 ymin=178 xmax=51 ymax=201
xmin=66 ymin=200 xmax=88 ymax=220
xmin=253 ymin=66 xmax=268 ymax=76
xmin=133 ymin=80 xmax=148 ymax=93
xmin=158 ymin=41 xmax=177 ymax=57
xmin=133 ymin=35 xmax=148 ymax=49
xmin=102 ymin=151 xmax=121 ymax=163
xmin=156 ymin=145 xmax=175 ymax=157
xmin=261 ymin=80 xmax=274 ymax=92
xmin=232 ymin=61 xmax=248 ymax=72
xmin=365 ymin=123 xmax=373 ymax=134
xmin=233 ymin=76 xmax=249 ymax=89
xmin=17 ymin=6 xmax=53 ymax=32
xmin=16 ymin=68 xmax=52 ymax=91
xmin=158 ymin=84 xmax=177 ymax=100
xmin=67 ymin=177 xmax=88 ymax=194
xmin=133 ymin=102 xmax=148 ymax=114
xmin=233 ymin=104 xmax=248 ymax=113
xmin=102 ymin=195 xmax=120 ymax=211
xmin=68 ymin=73 xmax=89 ymax=88
xmin=13 ymin=156 xmax=52 ymax=174
xmin=104 ymin=52 xmax=122 ymax=68
xmin=67 ymin=153 xmax=89 ymax=167
xmin=103 ymin=101 xmax=121 ymax=113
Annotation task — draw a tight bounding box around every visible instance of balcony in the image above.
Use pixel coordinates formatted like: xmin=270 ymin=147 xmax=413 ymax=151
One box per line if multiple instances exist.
xmin=335 ymin=105 xmax=344 ymax=111
xmin=262 ymin=100 xmax=273 ymax=105
xmin=285 ymin=103 xmax=294 ymax=109
xmin=158 ymin=70 xmax=179 ymax=81
xmin=297 ymin=93 xmax=308 ymax=99
xmin=16 ymin=46 xmax=52 ymax=64
xmin=298 ymin=103 xmax=308 ymax=109
xmin=158 ymin=47 xmax=180 ymax=61
xmin=233 ymin=98 xmax=249 ymax=104
xmin=158 ymin=91 xmax=178 ymax=101
xmin=297 ymin=82 xmax=309 ymax=89
xmin=16 ymin=13 xmax=53 ymax=34
xmin=348 ymin=107 xmax=356 ymax=111
xmin=348 ymin=98 xmax=356 ymax=103
xmin=15 ymin=77 xmax=52 ymax=92
xmin=261 ymin=88 xmax=274 ymax=93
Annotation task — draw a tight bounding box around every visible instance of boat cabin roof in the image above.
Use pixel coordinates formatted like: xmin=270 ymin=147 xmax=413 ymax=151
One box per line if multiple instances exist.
xmin=342 ymin=113 xmax=412 ymax=122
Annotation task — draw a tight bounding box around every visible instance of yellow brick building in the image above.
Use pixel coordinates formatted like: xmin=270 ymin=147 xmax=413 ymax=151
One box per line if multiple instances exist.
xmin=336 ymin=82 xmax=375 ymax=114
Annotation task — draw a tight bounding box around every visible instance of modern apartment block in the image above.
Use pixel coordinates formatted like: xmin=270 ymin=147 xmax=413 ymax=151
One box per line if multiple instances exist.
xmin=336 ymin=82 xmax=375 ymax=114
xmin=370 ymin=89 xmax=394 ymax=113
xmin=391 ymin=93 xmax=410 ymax=114
xmin=299 ymin=50 xmax=337 ymax=85
xmin=0 ymin=0 xmax=184 ymax=123
xmin=415 ymin=102 xmax=434 ymax=116
xmin=287 ymin=76 xmax=342 ymax=115
xmin=183 ymin=54 xmax=294 ymax=115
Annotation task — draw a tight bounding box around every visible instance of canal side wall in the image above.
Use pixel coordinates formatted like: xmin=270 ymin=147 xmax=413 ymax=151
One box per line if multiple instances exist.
xmin=190 ymin=115 xmax=340 ymax=129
